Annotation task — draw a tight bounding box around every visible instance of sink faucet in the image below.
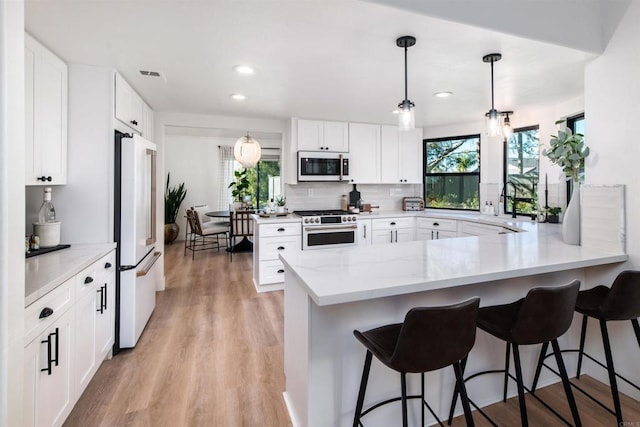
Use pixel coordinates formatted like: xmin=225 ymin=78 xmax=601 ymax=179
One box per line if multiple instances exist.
xmin=501 ymin=181 xmax=518 ymax=218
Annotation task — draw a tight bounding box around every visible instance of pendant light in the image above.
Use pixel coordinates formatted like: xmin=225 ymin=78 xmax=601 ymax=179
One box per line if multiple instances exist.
xmin=396 ymin=35 xmax=416 ymax=131
xmin=234 ymin=132 xmax=261 ymax=167
xmin=483 ymin=53 xmax=503 ymax=137
xmin=502 ymin=111 xmax=514 ymax=139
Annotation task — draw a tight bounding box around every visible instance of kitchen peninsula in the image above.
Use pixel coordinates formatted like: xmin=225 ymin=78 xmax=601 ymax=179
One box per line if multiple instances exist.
xmin=279 ymin=219 xmax=628 ymax=427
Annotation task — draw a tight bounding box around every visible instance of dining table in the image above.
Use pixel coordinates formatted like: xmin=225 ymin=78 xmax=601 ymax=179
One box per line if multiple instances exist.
xmin=205 ymin=210 xmax=254 ymax=253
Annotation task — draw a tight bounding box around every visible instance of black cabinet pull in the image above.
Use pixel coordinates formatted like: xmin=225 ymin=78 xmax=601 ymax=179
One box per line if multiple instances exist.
xmin=277 ymin=246 xmax=285 ymax=250
xmin=431 ymin=230 xmax=434 ymax=240
xmin=84 ymin=276 xmax=94 ymax=284
xmin=52 ymin=328 xmax=59 ymax=368
xmin=390 ymin=230 xmax=393 ymax=243
xmin=390 ymin=222 xmax=396 ymax=226
xmin=104 ymin=262 xmax=112 ymax=269
xmin=277 ymin=228 xmax=285 ymax=232
xmin=39 ymin=307 xmax=54 ymax=319
xmin=277 ymin=269 xmax=285 ymax=274
xmin=41 ymin=334 xmax=52 ymax=375
xmin=433 ymin=222 xmax=439 ymax=226
xmin=130 ymin=120 xmax=138 ymax=126
xmin=395 ymin=230 xmax=398 ymax=242
xmin=37 ymin=176 xmax=52 ymax=182
xmin=103 ymin=284 xmax=107 ymax=310
xmin=40 ymin=328 xmax=59 ymax=375
xmin=96 ymin=286 xmax=104 ymax=314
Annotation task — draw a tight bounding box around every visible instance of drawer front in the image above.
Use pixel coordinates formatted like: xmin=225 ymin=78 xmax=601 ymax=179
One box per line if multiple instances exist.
xmin=259 ymin=260 xmax=287 ymax=285
xmin=259 ymin=222 xmax=301 ymax=237
xmin=416 ymin=217 xmax=457 ymax=232
xmin=95 ymin=250 xmax=116 ymax=282
xmin=75 ymin=260 xmax=99 ymax=299
xmin=259 ymin=236 xmax=301 ymax=261
xmin=460 ymin=221 xmax=503 ymax=236
xmin=24 ymin=278 xmax=74 ymax=345
xmin=371 ymin=217 xmax=414 ymax=230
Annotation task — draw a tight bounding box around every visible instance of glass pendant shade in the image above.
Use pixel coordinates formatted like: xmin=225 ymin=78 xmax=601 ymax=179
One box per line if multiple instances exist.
xmin=502 ymin=114 xmax=513 ymax=139
xmin=485 ymin=109 xmax=502 ymax=137
xmin=398 ymin=100 xmax=415 ymax=131
xmin=234 ymin=133 xmax=261 ymax=167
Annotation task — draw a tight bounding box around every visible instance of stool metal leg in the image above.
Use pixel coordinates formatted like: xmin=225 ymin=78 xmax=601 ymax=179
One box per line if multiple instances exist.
xmin=576 ymin=314 xmax=588 ymax=379
xmin=551 ymin=339 xmax=582 ymax=427
xmin=421 ymin=372 xmax=425 ymax=427
xmin=353 ymin=351 xmax=372 ymax=427
xmin=447 ymin=356 xmax=467 ymax=425
xmin=600 ymin=320 xmax=624 ymax=425
xmin=531 ymin=341 xmax=549 ymax=393
xmin=400 ymin=372 xmax=408 ymax=427
xmin=632 ymin=318 xmax=640 ymax=347
xmin=512 ymin=344 xmax=529 ymax=427
xmin=453 ymin=361 xmax=475 ymax=427
xmin=503 ymin=342 xmax=511 ymax=402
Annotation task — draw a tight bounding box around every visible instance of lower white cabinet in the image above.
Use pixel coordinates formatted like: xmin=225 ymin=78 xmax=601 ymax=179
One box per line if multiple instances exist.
xmin=460 ymin=221 xmax=510 ymax=236
xmin=371 ymin=217 xmax=415 ymax=245
xmin=23 ymin=304 xmax=74 ymax=427
xmin=416 ymin=217 xmax=458 ymax=240
xmin=24 ymin=249 xmax=115 ymax=427
xmin=357 ymin=219 xmax=372 ymax=246
xmin=253 ymin=220 xmax=301 ymax=291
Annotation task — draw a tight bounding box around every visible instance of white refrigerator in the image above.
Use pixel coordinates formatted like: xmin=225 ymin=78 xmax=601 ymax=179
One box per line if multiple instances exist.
xmin=115 ymin=131 xmax=161 ymax=349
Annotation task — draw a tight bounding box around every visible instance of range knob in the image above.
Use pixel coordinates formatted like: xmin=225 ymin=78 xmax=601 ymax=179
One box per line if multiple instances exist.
xmin=304 ymin=218 xmax=309 ymax=223
xmin=314 ymin=218 xmax=320 ymax=223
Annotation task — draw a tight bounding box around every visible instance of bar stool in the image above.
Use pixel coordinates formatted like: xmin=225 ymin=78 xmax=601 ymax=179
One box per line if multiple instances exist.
xmin=448 ymin=281 xmax=581 ymax=427
xmin=353 ymin=298 xmax=480 ymax=427
xmin=532 ymin=270 xmax=640 ymax=425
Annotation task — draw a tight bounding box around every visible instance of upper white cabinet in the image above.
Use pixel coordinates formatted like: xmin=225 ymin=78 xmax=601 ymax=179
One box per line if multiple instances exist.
xmin=25 ymin=33 xmax=68 ymax=186
xmin=115 ymin=73 xmax=149 ymax=135
xmin=142 ymin=102 xmax=154 ymax=141
xmin=298 ymin=119 xmax=349 ymax=152
xmin=381 ymin=126 xmax=423 ymax=184
xmin=348 ymin=123 xmax=381 ymax=184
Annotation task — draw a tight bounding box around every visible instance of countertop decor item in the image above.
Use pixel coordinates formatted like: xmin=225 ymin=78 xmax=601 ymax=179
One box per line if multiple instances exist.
xmin=228 ymin=168 xmax=251 ymax=208
xmin=164 ymin=172 xmax=187 ymax=244
xmin=543 ymin=119 xmax=590 ymax=245
xmin=275 ymin=195 xmax=286 ymax=213
xmin=546 ymin=206 xmax=562 ymax=223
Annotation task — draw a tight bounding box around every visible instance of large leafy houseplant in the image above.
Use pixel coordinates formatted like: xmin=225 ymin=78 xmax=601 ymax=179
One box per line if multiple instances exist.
xmin=165 ymin=173 xmax=187 ymax=224
xmin=228 ymin=168 xmax=251 ymax=202
xmin=542 ymin=120 xmax=590 ymax=183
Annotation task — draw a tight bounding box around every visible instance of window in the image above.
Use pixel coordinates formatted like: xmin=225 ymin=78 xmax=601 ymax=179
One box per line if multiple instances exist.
xmin=248 ymin=158 xmax=281 ymax=209
xmin=504 ymin=126 xmax=539 ymax=215
xmin=567 ymin=113 xmax=585 ymax=135
xmin=424 ymin=134 xmax=480 ymax=210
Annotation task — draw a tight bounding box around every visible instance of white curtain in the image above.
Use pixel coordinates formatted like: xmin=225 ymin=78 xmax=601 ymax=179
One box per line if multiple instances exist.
xmin=217 ymin=145 xmax=235 ymax=210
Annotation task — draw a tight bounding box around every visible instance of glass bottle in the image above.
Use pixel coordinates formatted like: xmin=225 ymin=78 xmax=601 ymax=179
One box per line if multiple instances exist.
xmin=38 ymin=187 xmax=56 ymax=223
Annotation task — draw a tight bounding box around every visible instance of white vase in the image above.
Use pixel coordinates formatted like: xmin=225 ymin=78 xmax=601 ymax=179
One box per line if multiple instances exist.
xmin=562 ymin=182 xmax=580 ymax=245
xmin=276 ymin=206 xmax=285 ymax=214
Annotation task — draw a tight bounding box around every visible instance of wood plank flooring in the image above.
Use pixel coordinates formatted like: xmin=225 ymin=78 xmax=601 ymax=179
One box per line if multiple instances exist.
xmin=66 ymin=242 xmax=639 ymax=426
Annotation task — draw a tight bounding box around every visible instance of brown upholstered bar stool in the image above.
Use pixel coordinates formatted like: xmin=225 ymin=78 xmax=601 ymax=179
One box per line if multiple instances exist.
xmin=532 ymin=270 xmax=640 ymax=425
xmin=449 ymin=281 xmax=581 ymax=427
xmin=353 ymin=298 xmax=480 ymax=427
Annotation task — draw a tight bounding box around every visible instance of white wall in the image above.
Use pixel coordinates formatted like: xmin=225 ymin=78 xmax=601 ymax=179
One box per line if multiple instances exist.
xmin=0 ymin=1 xmax=25 ymax=425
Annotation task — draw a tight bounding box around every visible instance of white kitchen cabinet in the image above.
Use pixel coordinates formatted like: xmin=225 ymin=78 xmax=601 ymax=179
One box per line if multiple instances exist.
xmin=23 ymin=305 xmax=74 ymax=427
xmin=297 ymin=119 xmax=349 ymax=152
xmin=380 ymin=125 xmax=423 ymax=184
xmin=348 ymin=123 xmax=381 ymax=184
xmin=371 ymin=217 xmax=415 ymax=245
xmin=115 ymin=73 xmax=144 ymax=134
xmin=142 ymin=101 xmax=154 ymax=140
xmin=460 ymin=221 xmax=511 ymax=236
xmin=95 ymin=254 xmax=116 ymax=361
xmin=25 ymin=33 xmax=68 ymax=186
xmin=253 ymin=220 xmax=301 ymax=291
xmin=416 ymin=217 xmax=458 ymax=240
xmin=356 ymin=219 xmax=372 ymax=246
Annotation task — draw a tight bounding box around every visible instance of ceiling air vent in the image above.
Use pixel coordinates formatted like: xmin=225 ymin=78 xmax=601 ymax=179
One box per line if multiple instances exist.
xmin=139 ymin=70 xmax=162 ymax=77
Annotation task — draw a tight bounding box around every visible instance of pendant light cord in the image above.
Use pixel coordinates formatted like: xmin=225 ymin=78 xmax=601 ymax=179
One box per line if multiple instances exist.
xmin=490 ymin=58 xmax=495 ymax=111
xmin=404 ymin=45 xmax=409 ymax=102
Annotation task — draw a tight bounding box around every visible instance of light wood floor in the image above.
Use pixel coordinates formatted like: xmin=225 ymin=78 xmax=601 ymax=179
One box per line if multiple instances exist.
xmin=66 ymin=242 xmax=639 ymax=426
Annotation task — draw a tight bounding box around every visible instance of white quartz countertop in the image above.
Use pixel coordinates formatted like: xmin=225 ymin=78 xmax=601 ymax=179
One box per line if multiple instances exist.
xmin=25 ymin=243 xmax=116 ymax=307
xmin=252 ymin=214 xmax=301 ymax=224
xmin=279 ymin=220 xmax=627 ymax=306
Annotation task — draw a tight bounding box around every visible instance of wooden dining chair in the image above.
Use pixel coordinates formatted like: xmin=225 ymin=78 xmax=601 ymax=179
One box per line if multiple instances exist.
xmin=184 ymin=208 xmax=229 ymax=259
xmin=229 ymin=210 xmax=254 ymax=262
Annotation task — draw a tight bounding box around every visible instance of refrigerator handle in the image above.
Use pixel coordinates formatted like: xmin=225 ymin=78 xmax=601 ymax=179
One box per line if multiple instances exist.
xmin=119 ymin=265 xmax=136 ymax=271
xmin=137 ymin=251 xmax=162 ymax=277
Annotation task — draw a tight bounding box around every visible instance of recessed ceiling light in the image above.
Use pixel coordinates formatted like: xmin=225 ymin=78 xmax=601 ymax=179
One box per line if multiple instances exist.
xmin=234 ymin=65 xmax=255 ymax=75
xmin=231 ymin=93 xmax=247 ymax=101
xmin=434 ymin=91 xmax=453 ymax=98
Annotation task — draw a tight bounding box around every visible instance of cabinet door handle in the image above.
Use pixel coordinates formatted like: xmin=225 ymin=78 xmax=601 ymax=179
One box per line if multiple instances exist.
xmin=104 ymin=262 xmax=112 ymax=269
xmin=52 ymin=328 xmax=59 ymax=368
xmin=390 ymin=230 xmax=393 ymax=243
xmin=433 ymin=222 xmax=439 ymax=226
xmin=363 ymin=224 xmax=367 ymax=239
xmin=130 ymin=120 xmax=138 ymax=126
xmin=96 ymin=286 xmax=105 ymax=314
xmin=390 ymin=222 xmax=396 ymax=226
xmin=395 ymin=230 xmax=398 ymax=242
xmin=40 ymin=333 xmax=52 ymax=375
xmin=431 ymin=230 xmax=434 ymax=240
xmin=436 ymin=231 xmax=440 ymax=240
xmin=277 ymin=246 xmax=285 ymax=250
xmin=37 ymin=176 xmax=53 ymax=182
xmin=39 ymin=307 xmax=54 ymax=319
xmin=84 ymin=276 xmax=94 ymax=284
xmin=277 ymin=228 xmax=285 ymax=232
xmin=277 ymin=269 xmax=285 ymax=274
xmin=103 ymin=284 xmax=108 ymax=310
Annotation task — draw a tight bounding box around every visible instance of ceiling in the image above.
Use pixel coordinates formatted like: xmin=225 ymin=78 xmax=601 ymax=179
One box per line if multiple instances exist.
xmin=25 ymin=0 xmax=624 ymax=129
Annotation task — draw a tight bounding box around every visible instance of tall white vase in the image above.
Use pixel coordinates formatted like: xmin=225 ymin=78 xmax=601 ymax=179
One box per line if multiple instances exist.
xmin=562 ymin=182 xmax=580 ymax=245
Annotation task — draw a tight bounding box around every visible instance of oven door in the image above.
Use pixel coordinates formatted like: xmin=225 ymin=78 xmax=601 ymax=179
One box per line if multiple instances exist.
xmin=298 ymin=151 xmax=349 ymax=182
xmin=302 ymin=224 xmax=358 ymax=250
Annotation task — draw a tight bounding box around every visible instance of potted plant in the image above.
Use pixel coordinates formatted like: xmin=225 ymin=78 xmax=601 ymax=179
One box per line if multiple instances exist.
xmin=542 ymin=119 xmax=590 ymax=244
xmin=164 ymin=173 xmax=187 ymax=244
xmin=228 ymin=168 xmax=251 ymax=210
xmin=546 ymin=206 xmax=562 ymax=223
xmin=275 ymin=195 xmax=286 ymax=213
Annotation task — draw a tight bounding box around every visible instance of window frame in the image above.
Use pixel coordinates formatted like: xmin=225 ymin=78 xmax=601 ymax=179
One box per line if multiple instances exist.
xmin=503 ymin=124 xmax=540 ymax=216
xmin=424 ymin=133 xmax=481 ymax=212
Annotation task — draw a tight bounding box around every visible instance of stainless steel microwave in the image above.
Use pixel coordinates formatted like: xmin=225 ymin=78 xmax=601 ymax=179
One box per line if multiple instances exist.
xmin=298 ymin=151 xmax=349 ymax=182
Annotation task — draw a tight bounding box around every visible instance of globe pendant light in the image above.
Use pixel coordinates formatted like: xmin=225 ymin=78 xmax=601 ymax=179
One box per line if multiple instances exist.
xmin=483 ymin=53 xmax=503 ymax=137
xmin=397 ymin=36 xmax=416 ymax=131
xmin=234 ymin=132 xmax=261 ymax=167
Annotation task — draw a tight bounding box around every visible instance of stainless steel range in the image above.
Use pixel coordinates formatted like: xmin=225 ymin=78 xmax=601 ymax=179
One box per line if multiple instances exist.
xmin=294 ymin=210 xmax=358 ymax=250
